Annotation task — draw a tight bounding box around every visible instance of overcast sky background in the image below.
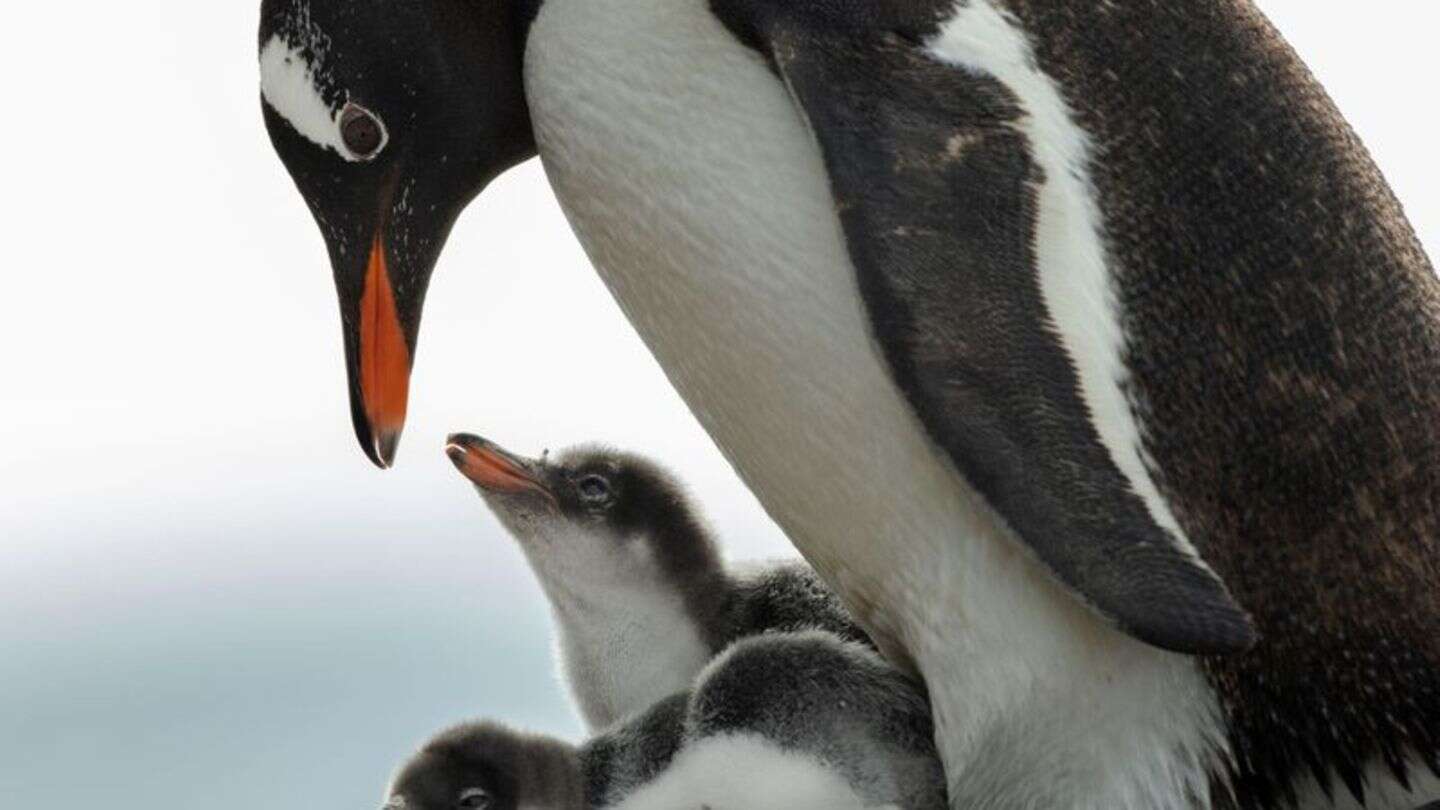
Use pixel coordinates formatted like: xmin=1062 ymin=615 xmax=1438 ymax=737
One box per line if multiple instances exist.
xmin=2 ymin=3 xmax=1437 ymax=809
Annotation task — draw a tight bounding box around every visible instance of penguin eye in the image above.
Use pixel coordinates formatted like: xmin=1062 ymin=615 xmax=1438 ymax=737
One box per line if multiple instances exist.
xmin=577 ymin=475 xmax=611 ymax=503
xmin=457 ymin=788 xmax=492 ymax=810
xmin=340 ymin=103 xmax=386 ymax=159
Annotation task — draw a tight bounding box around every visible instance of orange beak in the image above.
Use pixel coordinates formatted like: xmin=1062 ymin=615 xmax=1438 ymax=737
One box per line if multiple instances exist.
xmin=445 ymin=433 xmax=554 ymax=501
xmin=357 ymin=234 xmax=411 ymax=468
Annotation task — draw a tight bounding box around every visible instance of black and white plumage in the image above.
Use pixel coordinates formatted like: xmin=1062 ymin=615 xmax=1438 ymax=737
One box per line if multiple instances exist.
xmin=260 ymin=1 xmax=1440 ymax=807
xmin=385 ymin=632 xmax=945 ymax=810
xmin=719 ymin=0 xmax=1254 ymax=659
xmin=444 ymin=433 xmax=868 ymax=731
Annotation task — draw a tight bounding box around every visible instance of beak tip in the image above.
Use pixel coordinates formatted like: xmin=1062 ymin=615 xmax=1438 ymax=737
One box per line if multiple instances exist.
xmin=360 ymin=444 xmax=391 ymax=470
xmin=444 ymin=433 xmax=548 ymax=498
xmin=444 ymin=433 xmax=486 ymax=472
xmin=373 ymin=429 xmax=402 ymax=470
xmin=444 ymin=442 xmax=467 ymax=469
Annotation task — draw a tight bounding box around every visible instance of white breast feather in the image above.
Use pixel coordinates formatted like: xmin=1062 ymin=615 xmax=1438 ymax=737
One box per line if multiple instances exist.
xmin=608 ymin=735 xmax=879 ymax=810
xmin=525 ymin=0 xmax=1225 ymax=807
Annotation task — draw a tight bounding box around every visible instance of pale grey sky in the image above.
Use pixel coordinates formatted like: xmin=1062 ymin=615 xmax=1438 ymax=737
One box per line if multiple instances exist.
xmin=0 ymin=3 xmax=1436 ymax=809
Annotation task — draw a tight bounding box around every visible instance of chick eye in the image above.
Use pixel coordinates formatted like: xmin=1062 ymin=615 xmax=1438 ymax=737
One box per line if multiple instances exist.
xmin=340 ymin=102 xmax=386 ymax=159
xmin=577 ymin=475 xmax=611 ymax=503
xmin=457 ymin=788 xmax=492 ymax=810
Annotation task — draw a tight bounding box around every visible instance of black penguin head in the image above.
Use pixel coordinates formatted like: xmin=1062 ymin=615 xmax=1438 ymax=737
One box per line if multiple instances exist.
xmin=385 ymin=721 xmax=582 ymax=810
xmin=258 ymin=0 xmax=535 ymax=468
xmin=444 ymin=433 xmax=722 ymax=578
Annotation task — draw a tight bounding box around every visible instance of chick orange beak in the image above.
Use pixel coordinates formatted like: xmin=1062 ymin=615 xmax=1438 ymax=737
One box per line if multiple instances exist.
xmin=358 ymin=234 xmax=411 ymax=468
xmin=445 ymin=433 xmax=553 ymax=500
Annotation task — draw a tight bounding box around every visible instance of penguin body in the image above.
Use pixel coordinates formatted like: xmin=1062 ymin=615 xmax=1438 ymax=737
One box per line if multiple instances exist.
xmin=523 ymin=2 xmax=1440 ymax=806
xmin=446 ymin=433 xmax=868 ymax=731
xmin=385 ymin=631 xmax=944 ymax=810
xmin=524 ymin=1 xmax=1225 ymax=804
xmin=260 ymin=1 xmax=1440 ymax=807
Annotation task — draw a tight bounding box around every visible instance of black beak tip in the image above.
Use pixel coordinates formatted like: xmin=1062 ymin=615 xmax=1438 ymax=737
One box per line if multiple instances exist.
xmin=444 ymin=433 xmax=490 ymax=467
xmin=446 ymin=432 xmax=487 ymax=450
xmin=349 ymin=400 xmax=399 ymax=471
xmin=373 ymin=429 xmax=402 ymax=470
xmin=356 ymin=432 xmax=393 ymax=470
xmin=445 ymin=441 xmax=468 ymax=469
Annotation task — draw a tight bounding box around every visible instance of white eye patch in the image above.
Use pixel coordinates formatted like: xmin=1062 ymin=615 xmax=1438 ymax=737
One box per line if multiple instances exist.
xmin=260 ymin=33 xmax=384 ymax=162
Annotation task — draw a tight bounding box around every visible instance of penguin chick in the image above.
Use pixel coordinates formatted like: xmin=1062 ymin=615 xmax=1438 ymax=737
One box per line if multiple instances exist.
xmin=385 ymin=691 xmax=690 ymax=810
xmin=445 ymin=432 xmax=869 ymax=730
xmin=618 ymin=631 xmax=946 ymax=810
xmin=384 ymin=632 xmax=944 ymax=810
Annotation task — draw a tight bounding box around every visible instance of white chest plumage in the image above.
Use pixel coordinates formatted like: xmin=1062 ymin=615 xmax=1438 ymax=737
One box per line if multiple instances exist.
xmin=610 ymin=735 xmax=880 ymax=810
xmin=552 ymin=581 xmax=711 ymax=732
xmin=525 ymin=1 xmax=1223 ymax=807
xmin=521 ymin=526 xmax=711 ymax=731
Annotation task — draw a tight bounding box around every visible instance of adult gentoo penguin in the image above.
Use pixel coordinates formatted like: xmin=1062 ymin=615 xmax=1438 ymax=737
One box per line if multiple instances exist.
xmin=258 ymin=1 xmax=1440 ymax=807
xmin=385 ymin=631 xmax=944 ymax=810
xmin=445 ymin=432 xmax=867 ymax=730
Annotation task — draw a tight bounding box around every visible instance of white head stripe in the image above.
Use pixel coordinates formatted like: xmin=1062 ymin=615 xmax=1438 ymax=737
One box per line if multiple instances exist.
xmin=260 ymin=34 xmax=372 ymax=162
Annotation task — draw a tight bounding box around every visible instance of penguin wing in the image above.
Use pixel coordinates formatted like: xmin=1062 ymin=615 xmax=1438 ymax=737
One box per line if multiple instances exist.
xmin=715 ymin=5 xmax=1257 ymax=654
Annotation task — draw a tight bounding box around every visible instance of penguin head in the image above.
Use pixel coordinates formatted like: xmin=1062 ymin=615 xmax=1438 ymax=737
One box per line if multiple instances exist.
xmin=385 ymin=721 xmax=582 ymax=810
xmin=445 ymin=433 xmax=722 ymax=585
xmin=258 ymin=0 xmax=535 ymax=468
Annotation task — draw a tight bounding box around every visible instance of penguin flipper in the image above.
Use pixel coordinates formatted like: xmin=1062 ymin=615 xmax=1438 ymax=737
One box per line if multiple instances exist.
xmin=714 ymin=5 xmax=1257 ymax=655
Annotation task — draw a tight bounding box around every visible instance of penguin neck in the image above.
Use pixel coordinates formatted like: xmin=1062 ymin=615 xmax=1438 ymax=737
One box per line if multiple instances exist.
xmin=520 ymin=514 xmax=730 ymax=730
xmin=522 ymin=510 xmax=731 ymax=645
xmin=638 ymin=505 xmax=733 ymax=649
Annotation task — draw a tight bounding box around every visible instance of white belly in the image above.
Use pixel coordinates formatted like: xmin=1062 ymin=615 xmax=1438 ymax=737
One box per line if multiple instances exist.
xmin=526 ymin=1 xmax=1223 ymax=806
xmin=610 ymin=735 xmax=880 ymax=810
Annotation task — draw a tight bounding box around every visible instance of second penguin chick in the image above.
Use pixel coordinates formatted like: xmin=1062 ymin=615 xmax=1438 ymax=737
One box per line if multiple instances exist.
xmin=446 ymin=433 xmax=868 ymax=730
xmin=386 ymin=631 xmax=945 ymax=810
